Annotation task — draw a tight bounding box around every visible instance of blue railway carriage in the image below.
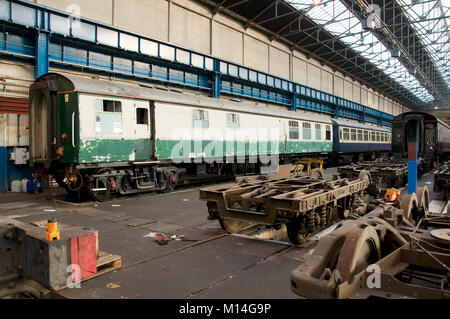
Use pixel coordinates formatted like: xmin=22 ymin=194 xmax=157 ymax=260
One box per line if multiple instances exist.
xmin=331 ymin=119 xmax=391 ymax=163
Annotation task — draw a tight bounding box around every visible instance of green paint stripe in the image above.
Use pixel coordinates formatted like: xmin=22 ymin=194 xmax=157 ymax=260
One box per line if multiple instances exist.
xmin=79 ymin=139 xmax=151 ymax=163
xmin=156 ymin=140 xmax=332 ymax=160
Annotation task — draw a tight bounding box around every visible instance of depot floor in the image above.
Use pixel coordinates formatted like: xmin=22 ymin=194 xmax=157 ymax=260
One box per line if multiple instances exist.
xmin=0 ymin=167 xmax=444 ymax=299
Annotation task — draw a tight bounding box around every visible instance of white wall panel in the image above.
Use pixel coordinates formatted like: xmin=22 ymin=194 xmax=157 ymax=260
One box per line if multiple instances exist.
xmin=343 ymin=80 xmax=352 ymax=100
xmin=2 ymin=113 xmax=28 ymax=147
xmin=361 ymin=87 xmax=368 ymax=106
xmin=212 ymin=22 xmax=242 ymax=64
xmin=373 ymin=94 xmax=379 ymax=110
xmin=307 ymin=63 xmax=321 ymax=90
xmin=0 ymin=60 xmax=34 ymax=98
xmin=114 ymin=0 xmax=168 ymax=41
xmin=269 ymin=47 xmax=289 ymax=79
xmin=244 ymin=36 xmax=268 ymax=72
xmin=292 ymin=57 xmax=307 ymax=85
xmin=321 ymin=70 xmax=333 ymax=94
xmin=334 ymin=76 xmax=344 ymax=97
xmin=170 ymin=4 xmax=210 ymax=54
xmin=38 ymin=0 xmax=113 ymax=24
xmin=352 ymin=83 xmax=361 ymax=103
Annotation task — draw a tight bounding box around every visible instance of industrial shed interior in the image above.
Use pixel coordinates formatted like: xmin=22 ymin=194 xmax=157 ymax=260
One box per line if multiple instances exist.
xmin=0 ymin=0 xmax=449 ymax=302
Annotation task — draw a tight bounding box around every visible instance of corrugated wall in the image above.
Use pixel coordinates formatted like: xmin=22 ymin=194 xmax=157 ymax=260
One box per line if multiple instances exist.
xmin=212 ymin=21 xmax=242 ymax=64
xmin=113 ymin=0 xmax=169 ymax=41
xmin=37 ymin=0 xmax=113 ymax=24
xmin=170 ymin=3 xmax=210 ymax=54
xmin=244 ymin=35 xmax=269 ymax=72
xmin=27 ymin=0 xmax=409 ymax=114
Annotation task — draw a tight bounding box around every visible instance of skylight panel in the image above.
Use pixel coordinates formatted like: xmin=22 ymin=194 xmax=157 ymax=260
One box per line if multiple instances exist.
xmin=287 ymin=0 xmax=437 ymax=103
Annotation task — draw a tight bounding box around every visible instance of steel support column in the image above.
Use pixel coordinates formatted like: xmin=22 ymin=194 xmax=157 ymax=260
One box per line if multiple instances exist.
xmin=212 ymin=58 xmax=221 ymax=98
xmin=35 ymin=31 xmax=49 ymax=79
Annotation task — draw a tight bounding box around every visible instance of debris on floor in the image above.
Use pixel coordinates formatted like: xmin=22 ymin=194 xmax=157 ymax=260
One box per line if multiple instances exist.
xmin=106 ymin=283 xmax=120 ymax=289
xmin=155 ymin=233 xmax=169 ymax=245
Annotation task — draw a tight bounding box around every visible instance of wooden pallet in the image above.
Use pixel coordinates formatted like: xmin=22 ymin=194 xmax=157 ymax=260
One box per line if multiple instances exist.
xmin=52 ymin=251 xmax=122 ymax=291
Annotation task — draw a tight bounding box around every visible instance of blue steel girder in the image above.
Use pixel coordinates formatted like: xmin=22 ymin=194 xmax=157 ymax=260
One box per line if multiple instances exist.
xmin=35 ymin=31 xmax=49 ymax=78
xmin=0 ymin=0 xmax=395 ymax=126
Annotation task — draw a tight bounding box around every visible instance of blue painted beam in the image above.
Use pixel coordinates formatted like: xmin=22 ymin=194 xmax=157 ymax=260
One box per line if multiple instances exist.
xmin=408 ymin=142 xmax=418 ymax=195
xmin=212 ymin=59 xmax=220 ymax=98
xmin=35 ymin=31 xmax=49 ymax=78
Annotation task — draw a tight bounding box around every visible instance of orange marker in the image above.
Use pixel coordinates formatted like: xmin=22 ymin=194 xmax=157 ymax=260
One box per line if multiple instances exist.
xmin=46 ymin=218 xmax=60 ymax=241
xmin=384 ymin=188 xmax=401 ymax=202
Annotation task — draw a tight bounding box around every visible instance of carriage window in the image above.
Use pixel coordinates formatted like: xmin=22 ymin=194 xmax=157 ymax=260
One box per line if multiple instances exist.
xmin=425 ymin=123 xmax=435 ymax=149
xmin=343 ymin=128 xmax=350 ymax=141
xmin=381 ymin=133 xmax=385 ymax=142
xmin=315 ymin=124 xmax=321 ymax=140
xmin=326 ymin=125 xmax=331 ymax=141
xmin=136 ymin=108 xmax=149 ymax=125
xmin=376 ymin=132 xmax=380 ymax=141
xmin=363 ymin=130 xmax=369 ymax=141
xmin=351 ymin=129 xmax=357 ymax=141
xmin=303 ymin=122 xmax=311 ymax=140
xmin=357 ymin=129 xmax=363 ymax=141
xmin=227 ymin=113 xmax=240 ymax=129
xmin=371 ymin=131 xmax=376 ymax=141
xmin=289 ymin=121 xmax=299 ymax=140
xmin=193 ymin=109 xmax=209 ymax=128
xmin=95 ymin=99 xmax=122 ymax=135
xmin=97 ymin=99 xmax=122 ymax=113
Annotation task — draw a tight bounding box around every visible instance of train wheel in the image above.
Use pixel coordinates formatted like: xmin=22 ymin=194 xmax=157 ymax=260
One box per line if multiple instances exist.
xmin=286 ymin=220 xmax=310 ymax=245
xmin=399 ymin=193 xmax=420 ymax=224
xmin=157 ymin=171 xmax=177 ymax=194
xmin=218 ymin=218 xmax=248 ymax=234
xmin=336 ymin=226 xmax=381 ymax=283
xmin=89 ymin=169 xmax=117 ymax=202
xmin=218 ymin=201 xmax=249 ymax=233
xmin=358 ymin=170 xmax=372 ymax=185
xmin=416 ymin=186 xmax=430 ymax=217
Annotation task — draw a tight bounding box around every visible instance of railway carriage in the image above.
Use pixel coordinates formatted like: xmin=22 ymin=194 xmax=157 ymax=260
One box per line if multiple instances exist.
xmin=29 ymin=73 xmax=392 ymax=200
xmin=391 ymin=111 xmax=450 ymax=170
xmin=30 ymin=73 xmax=337 ymax=200
xmin=331 ymin=119 xmax=392 ymax=162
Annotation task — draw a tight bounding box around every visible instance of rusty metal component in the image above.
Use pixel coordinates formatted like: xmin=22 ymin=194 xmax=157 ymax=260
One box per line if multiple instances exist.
xmin=434 ymin=163 xmax=450 ymax=201
xmin=276 ymin=164 xmax=295 ymax=178
xmin=200 ymin=175 xmax=369 ymax=244
xmin=416 ymin=186 xmax=430 ymax=215
xmin=338 ymin=160 xmax=408 ymax=188
xmin=291 ymin=207 xmax=450 ymax=299
xmin=335 ymin=226 xmax=381 ymax=283
xmin=399 ymin=193 xmax=422 ymax=224
xmin=430 ymin=229 xmax=450 ymax=245
xmin=290 ymin=212 xmax=407 ymax=298
xmin=357 ymin=169 xmax=372 ymax=185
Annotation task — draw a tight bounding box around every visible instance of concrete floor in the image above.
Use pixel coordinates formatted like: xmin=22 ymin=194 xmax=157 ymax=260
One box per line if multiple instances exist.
xmin=0 ymin=167 xmax=444 ymax=299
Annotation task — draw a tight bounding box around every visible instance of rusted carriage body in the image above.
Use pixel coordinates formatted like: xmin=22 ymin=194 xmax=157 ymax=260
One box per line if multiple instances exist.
xmin=434 ymin=163 xmax=450 ymax=201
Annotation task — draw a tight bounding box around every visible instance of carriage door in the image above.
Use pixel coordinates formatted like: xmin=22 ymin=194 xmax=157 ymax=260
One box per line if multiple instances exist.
xmin=133 ymin=101 xmax=152 ymax=160
xmin=404 ymin=115 xmax=424 ymax=155
xmin=280 ymin=120 xmax=287 ymax=153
